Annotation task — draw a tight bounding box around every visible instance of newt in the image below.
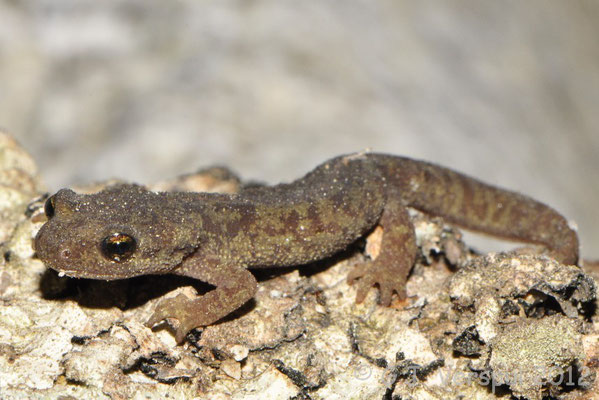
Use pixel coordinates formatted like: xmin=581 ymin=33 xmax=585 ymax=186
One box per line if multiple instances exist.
xmin=34 ymin=153 xmax=579 ymax=342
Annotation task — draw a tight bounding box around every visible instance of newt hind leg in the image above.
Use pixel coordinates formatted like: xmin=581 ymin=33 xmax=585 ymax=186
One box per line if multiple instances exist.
xmin=347 ymin=201 xmax=417 ymax=306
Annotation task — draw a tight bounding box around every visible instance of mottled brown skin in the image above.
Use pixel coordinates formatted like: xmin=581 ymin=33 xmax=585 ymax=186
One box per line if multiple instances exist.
xmin=34 ymin=153 xmax=579 ymax=342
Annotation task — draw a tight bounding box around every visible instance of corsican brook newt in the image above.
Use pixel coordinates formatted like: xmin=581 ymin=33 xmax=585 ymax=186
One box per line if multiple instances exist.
xmin=34 ymin=153 xmax=579 ymax=342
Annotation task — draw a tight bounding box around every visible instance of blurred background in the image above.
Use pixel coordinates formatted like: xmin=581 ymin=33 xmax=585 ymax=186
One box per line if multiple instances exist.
xmin=1 ymin=1 xmax=598 ymax=257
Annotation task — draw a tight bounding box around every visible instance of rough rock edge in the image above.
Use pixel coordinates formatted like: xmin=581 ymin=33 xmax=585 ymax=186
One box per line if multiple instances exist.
xmin=0 ymin=132 xmax=596 ymax=400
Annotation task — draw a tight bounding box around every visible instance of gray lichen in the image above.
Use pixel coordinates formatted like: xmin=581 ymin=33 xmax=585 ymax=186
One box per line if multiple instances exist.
xmin=488 ymin=315 xmax=586 ymax=400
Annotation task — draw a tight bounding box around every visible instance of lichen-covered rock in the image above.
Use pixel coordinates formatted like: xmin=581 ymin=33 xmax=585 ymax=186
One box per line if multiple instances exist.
xmin=0 ymin=131 xmax=43 ymax=246
xmin=486 ymin=315 xmax=586 ymax=400
xmin=446 ymin=253 xmax=596 ymax=399
xmin=449 ymin=253 xmax=595 ymax=347
xmin=450 ymin=253 xmax=595 ymax=317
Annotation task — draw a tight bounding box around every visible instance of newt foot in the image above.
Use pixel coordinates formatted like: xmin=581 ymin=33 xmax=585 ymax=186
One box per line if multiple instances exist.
xmin=347 ymin=260 xmax=407 ymax=306
xmin=146 ymin=293 xmax=197 ymax=343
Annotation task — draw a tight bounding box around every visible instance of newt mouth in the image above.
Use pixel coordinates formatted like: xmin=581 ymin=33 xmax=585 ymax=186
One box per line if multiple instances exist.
xmin=52 ymin=269 xmax=84 ymax=279
xmin=50 ymin=268 xmax=128 ymax=281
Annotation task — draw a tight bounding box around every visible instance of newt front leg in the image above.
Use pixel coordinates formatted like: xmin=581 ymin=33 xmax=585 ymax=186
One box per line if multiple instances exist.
xmin=146 ymin=257 xmax=257 ymax=343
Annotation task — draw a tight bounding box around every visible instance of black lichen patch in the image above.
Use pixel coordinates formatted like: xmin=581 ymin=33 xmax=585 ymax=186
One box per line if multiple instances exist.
xmin=452 ymin=326 xmax=484 ymax=356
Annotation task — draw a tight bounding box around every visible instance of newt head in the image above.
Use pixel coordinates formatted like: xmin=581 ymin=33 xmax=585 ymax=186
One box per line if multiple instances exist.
xmin=34 ymin=184 xmax=201 ymax=280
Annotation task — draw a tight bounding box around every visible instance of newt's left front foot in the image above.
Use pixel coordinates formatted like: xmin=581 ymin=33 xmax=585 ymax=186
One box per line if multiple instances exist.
xmin=146 ymin=293 xmax=199 ymax=343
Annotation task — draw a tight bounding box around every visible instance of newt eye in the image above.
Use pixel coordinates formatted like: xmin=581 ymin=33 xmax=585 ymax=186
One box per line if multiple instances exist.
xmin=101 ymin=233 xmax=137 ymax=262
xmin=44 ymin=195 xmax=56 ymax=219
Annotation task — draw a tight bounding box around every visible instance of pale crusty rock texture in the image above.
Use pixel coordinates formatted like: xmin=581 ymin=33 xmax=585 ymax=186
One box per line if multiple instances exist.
xmin=0 ymin=132 xmax=597 ymax=399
